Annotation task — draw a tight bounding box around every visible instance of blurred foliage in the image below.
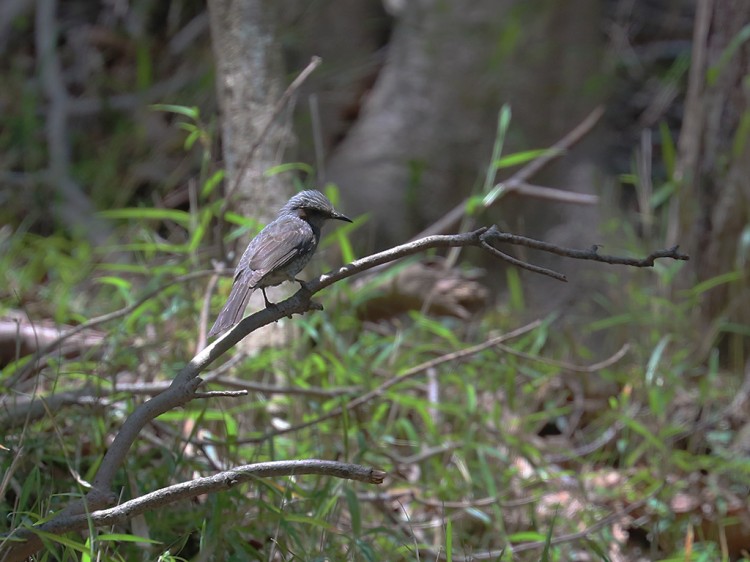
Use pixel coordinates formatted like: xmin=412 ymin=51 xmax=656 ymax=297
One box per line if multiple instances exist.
xmin=0 ymin=0 xmax=213 ymax=235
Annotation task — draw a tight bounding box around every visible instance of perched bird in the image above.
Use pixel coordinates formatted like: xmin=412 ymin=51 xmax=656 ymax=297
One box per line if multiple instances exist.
xmin=208 ymin=190 xmax=352 ymax=337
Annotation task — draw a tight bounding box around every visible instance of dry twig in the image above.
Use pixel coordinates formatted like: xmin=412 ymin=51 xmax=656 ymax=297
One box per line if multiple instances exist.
xmin=10 ymin=461 xmax=384 ymax=539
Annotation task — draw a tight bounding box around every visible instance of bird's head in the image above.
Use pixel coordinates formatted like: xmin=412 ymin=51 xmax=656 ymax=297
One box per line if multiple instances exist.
xmin=282 ymin=190 xmax=352 ymax=226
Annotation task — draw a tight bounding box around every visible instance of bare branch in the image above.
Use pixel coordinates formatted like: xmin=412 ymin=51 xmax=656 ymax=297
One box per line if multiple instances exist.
xmin=212 ymin=377 xmax=358 ymax=398
xmin=505 ymin=182 xmax=599 ymax=205
xmin=493 ymin=342 xmax=630 ymax=374
xmin=5 ymin=461 xmax=384 ymax=541
xmin=479 ymin=239 xmax=568 ymax=281
xmin=483 ymin=225 xmax=690 ymax=265
xmin=192 ymin=390 xmax=248 ymax=398
xmin=35 ymin=0 xmax=110 ymax=244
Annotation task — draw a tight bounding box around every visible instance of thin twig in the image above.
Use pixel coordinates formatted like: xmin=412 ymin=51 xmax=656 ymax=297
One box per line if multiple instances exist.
xmin=543 ymin=423 xmax=623 ymax=463
xmin=483 ymin=226 xmax=690 ymax=265
xmin=479 ymin=239 xmax=568 ymax=281
xmin=505 ymin=182 xmax=599 ymax=205
xmin=4 ymin=461 xmax=384 ymax=540
xmin=35 ymin=0 xmax=110 ymax=244
xmin=192 ymin=390 xmax=248 ymax=398
xmin=0 ymin=371 xmax=355 ymax=431
xmin=669 ymin=0 xmax=713 ymax=247
xmin=212 ymin=376 xmax=358 ymax=397
xmin=67 ymin=68 xmax=197 ymax=115
xmin=492 ymin=342 xmax=630 ymax=374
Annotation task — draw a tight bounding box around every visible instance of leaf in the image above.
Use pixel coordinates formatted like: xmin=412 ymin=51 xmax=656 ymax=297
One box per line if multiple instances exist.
xmin=96 ymin=533 xmax=161 ymax=544
xmin=507 ymin=531 xmax=546 ymax=542
xmin=150 ymin=104 xmax=199 ymax=120
xmin=481 ymin=183 xmax=508 ymax=208
xmin=344 ymin=486 xmax=361 ymax=536
xmin=707 ymin=24 xmax=750 ymax=86
xmin=650 ymin=181 xmax=676 ymax=209
xmin=465 ymin=384 xmax=477 ymax=414
xmin=505 ymin=266 xmax=525 ymax=311
xmin=685 ymin=271 xmax=742 ymax=297
xmin=94 ymin=276 xmax=132 ymax=290
xmin=135 ymin=42 xmax=152 ymax=90
xmin=184 ymin=128 xmax=200 ymax=150
xmin=645 ymin=335 xmax=670 ymax=386
xmin=99 ymin=208 xmax=192 ymax=225
xmin=222 ymin=211 xmax=261 ymax=229
xmin=465 ymin=193 xmax=487 ymax=215
xmin=201 ymin=169 xmax=225 ymax=198
xmin=482 ymin=105 xmax=512 ymax=194
xmin=34 ymin=529 xmax=89 ymax=553
xmin=494 ymin=147 xmax=564 ymax=169
xmin=264 ymin=162 xmax=314 ymax=177
xmin=335 ymin=228 xmax=356 ymax=264
xmin=620 ymin=416 xmax=668 ymax=454
xmin=659 ymin=121 xmax=676 ymax=178
xmin=187 ymin=209 xmax=214 ymax=253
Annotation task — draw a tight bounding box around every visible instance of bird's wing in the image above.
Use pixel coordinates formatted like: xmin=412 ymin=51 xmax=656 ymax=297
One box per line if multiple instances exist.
xmin=236 ymin=218 xmax=316 ymax=283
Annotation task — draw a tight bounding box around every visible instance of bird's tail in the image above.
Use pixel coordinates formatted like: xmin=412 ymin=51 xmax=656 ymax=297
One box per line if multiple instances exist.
xmin=207 ymin=275 xmax=255 ymax=338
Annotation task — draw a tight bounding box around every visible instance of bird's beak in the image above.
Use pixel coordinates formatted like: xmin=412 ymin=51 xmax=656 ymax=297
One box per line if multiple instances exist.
xmin=332 ymin=211 xmax=353 ymax=223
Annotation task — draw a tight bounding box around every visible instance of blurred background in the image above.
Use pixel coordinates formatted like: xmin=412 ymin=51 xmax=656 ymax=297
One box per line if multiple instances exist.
xmin=2 ymin=0 xmax=750 ymax=560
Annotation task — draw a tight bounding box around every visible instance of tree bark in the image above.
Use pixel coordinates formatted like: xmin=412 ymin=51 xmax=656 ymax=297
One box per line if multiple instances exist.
xmin=207 ymin=0 xmax=292 ymax=224
xmin=322 ymin=0 xmax=603 ymax=251
xmin=206 ymin=0 xmax=297 ymax=352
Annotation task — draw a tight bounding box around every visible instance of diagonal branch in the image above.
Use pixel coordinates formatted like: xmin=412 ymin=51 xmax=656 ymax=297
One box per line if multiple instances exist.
xmin=6 ymin=461 xmax=384 ymax=545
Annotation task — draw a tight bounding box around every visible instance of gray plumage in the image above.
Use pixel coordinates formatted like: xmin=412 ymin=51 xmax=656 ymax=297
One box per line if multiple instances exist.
xmin=208 ymin=190 xmax=352 ymax=337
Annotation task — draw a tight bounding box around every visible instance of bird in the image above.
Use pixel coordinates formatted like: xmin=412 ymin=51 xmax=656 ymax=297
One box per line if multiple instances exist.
xmin=207 ymin=190 xmax=352 ymax=337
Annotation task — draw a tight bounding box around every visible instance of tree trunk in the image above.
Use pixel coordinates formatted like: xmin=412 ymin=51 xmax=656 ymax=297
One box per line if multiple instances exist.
xmin=207 ymin=0 xmax=297 ymax=351
xmin=672 ymin=0 xmax=750 ymax=364
xmin=207 ymin=0 xmax=292 ymax=224
xmin=322 ymin=0 xmax=602 ymax=250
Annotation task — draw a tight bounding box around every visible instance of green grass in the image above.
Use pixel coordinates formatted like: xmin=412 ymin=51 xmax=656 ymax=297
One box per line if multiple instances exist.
xmin=3 ymin=209 xmax=748 ymax=561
